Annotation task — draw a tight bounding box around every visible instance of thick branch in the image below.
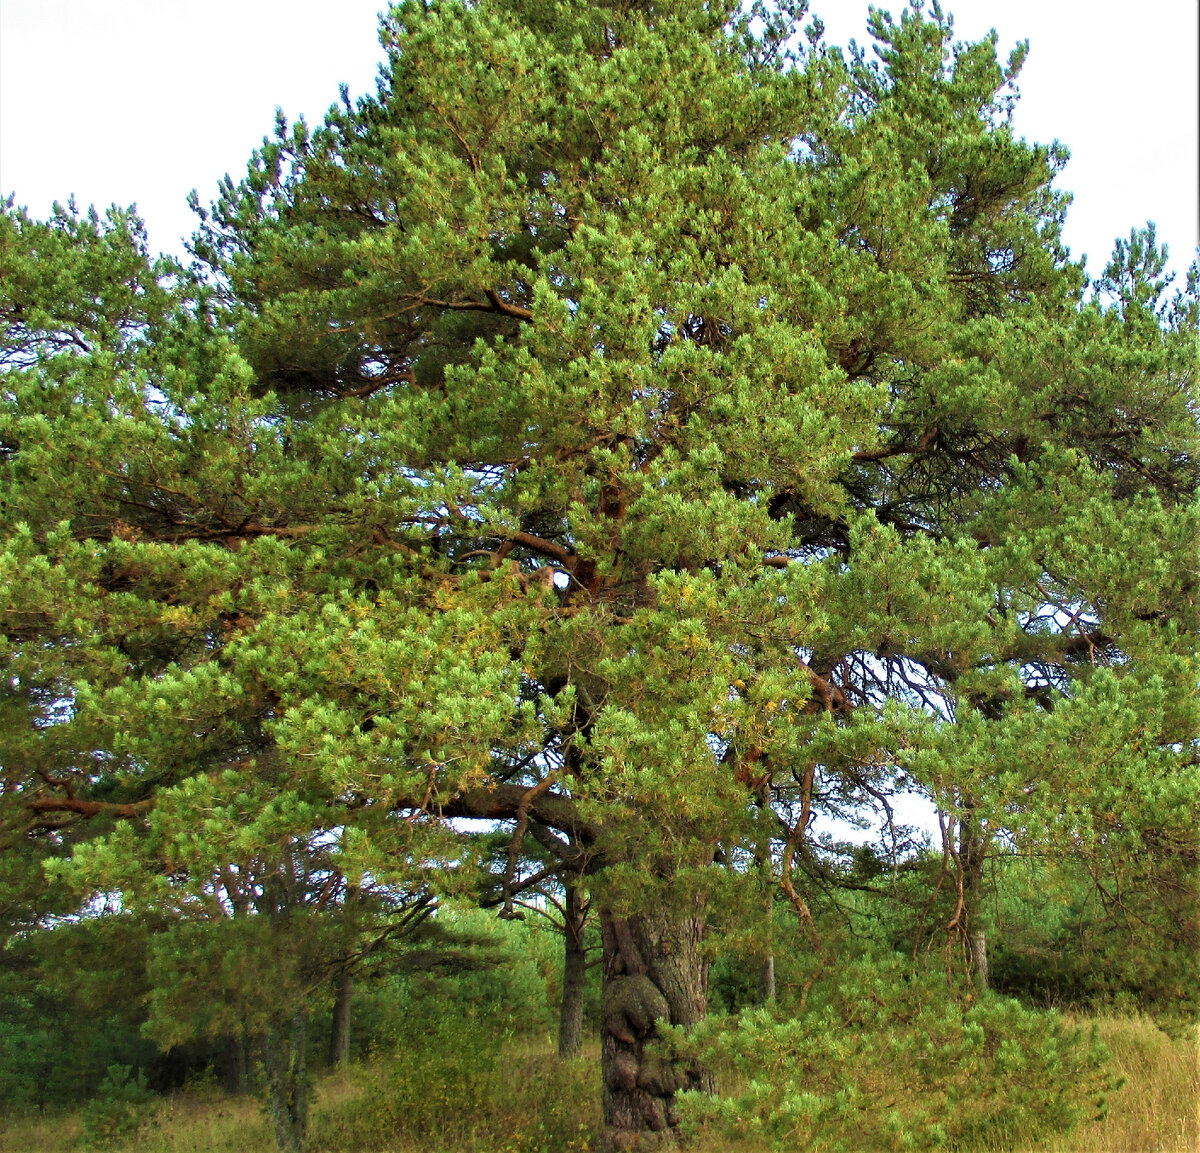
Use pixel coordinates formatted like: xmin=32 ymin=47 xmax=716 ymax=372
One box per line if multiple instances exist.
xmin=26 ymin=796 xmax=154 ymax=820
xmin=421 ymin=783 xmax=594 ymax=844
xmin=851 ymin=424 xmax=939 ymax=463
xmin=504 ymin=530 xmax=576 ymax=567
xmin=526 ymin=819 xmax=587 ymax=867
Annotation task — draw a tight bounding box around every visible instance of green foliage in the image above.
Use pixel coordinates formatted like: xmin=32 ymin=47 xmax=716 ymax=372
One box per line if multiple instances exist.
xmin=372 ymin=908 xmax=561 ymax=1038
xmin=0 ymin=916 xmax=167 ymax=1108
xmin=79 ymin=1064 xmax=154 ymax=1149
xmin=311 ymin=1007 xmax=597 ymax=1153
xmin=674 ymin=959 xmax=1117 ymax=1152
xmin=306 ymin=911 xmax=592 ymax=1149
xmin=0 ymin=0 xmax=1196 ymax=1147
xmin=989 ymin=852 xmax=1200 ymax=1020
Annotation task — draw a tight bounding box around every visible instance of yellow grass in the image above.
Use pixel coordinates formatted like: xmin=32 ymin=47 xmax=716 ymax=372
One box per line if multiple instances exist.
xmin=0 ymin=1016 xmax=1193 ymax=1153
xmin=1024 ymin=1015 xmax=1198 ymax=1153
xmin=684 ymin=1014 xmax=1199 ymax=1153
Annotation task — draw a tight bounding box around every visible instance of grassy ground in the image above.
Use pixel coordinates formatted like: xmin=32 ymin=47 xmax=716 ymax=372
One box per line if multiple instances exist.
xmin=1 ymin=1015 xmax=1193 ymax=1153
xmin=1029 ymin=1015 xmax=1198 ymax=1153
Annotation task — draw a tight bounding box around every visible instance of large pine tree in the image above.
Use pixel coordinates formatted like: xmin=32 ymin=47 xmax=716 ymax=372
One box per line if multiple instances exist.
xmin=2 ymin=2 xmax=1196 ymax=1148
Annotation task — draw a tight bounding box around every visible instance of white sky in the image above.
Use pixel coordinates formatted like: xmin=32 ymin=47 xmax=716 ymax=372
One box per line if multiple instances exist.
xmin=1 ymin=0 xmax=1197 ymax=285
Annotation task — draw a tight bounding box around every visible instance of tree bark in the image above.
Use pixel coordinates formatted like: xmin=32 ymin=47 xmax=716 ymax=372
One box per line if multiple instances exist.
xmin=222 ymin=1033 xmax=250 ymax=1095
xmin=970 ymin=925 xmax=989 ymax=991
xmin=753 ymin=798 xmax=776 ymax=1005
xmin=758 ymin=954 xmax=776 ymax=1004
xmin=329 ymin=970 xmax=353 ymax=1068
xmin=599 ymin=900 xmax=714 ymax=1151
xmin=264 ymin=1011 xmax=309 ymax=1153
xmin=960 ymin=814 xmax=989 ymax=992
xmin=559 ymin=880 xmax=588 ymax=1059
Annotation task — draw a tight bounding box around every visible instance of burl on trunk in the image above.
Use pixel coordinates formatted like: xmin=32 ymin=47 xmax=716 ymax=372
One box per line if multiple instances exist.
xmin=599 ymin=901 xmax=714 ymax=1151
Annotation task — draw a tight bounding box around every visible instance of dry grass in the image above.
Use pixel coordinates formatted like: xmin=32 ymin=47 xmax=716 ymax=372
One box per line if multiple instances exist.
xmin=0 ymin=1110 xmax=83 ymax=1153
xmin=0 ymin=1016 xmax=1193 ymax=1153
xmin=0 ymin=1088 xmax=273 ymax=1153
xmin=1027 ymin=1015 xmax=1199 ymax=1153
xmin=137 ymin=1089 xmax=274 ymax=1153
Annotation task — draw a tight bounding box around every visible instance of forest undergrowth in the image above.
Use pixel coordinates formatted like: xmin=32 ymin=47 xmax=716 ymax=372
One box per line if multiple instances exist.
xmin=1 ymin=1014 xmax=1193 ymax=1153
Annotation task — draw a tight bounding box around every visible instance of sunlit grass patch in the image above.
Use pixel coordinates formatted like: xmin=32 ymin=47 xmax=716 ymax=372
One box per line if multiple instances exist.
xmin=1028 ymin=1015 xmax=1198 ymax=1153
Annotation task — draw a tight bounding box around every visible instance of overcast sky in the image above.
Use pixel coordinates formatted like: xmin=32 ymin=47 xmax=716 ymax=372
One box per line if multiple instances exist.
xmin=2 ymin=0 xmax=1197 ymax=287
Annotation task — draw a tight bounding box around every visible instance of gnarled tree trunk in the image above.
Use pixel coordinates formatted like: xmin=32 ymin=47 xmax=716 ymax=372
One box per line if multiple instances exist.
xmin=599 ymin=900 xmax=714 ymax=1151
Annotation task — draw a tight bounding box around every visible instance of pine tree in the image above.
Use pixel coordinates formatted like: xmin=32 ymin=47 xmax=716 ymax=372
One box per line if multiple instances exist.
xmin=2 ymin=3 xmax=1196 ymax=1148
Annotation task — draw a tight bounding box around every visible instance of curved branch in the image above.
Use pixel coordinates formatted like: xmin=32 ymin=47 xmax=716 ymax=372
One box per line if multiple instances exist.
xmin=500 ymin=775 xmax=557 ymax=918
xmin=415 ymin=291 xmax=532 ymax=322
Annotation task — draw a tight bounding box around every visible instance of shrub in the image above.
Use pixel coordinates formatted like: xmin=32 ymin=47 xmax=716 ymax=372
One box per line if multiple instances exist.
xmin=79 ymin=1064 xmax=154 ymax=1149
xmin=673 ymin=958 xmax=1117 ymax=1152
xmin=310 ymin=1013 xmax=599 ymax=1153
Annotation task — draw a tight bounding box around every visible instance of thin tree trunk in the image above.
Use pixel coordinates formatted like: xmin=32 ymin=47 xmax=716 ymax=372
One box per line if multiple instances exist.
xmin=960 ymin=813 xmax=989 ymax=992
xmin=754 ymin=795 xmax=776 ymax=1005
xmin=599 ymin=900 xmax=714 ymax=1151
xmin=264 ymin=1011 xmax=309 ymax=1153
xmin=970 ymin=924 xmax=989 ymax=990
xmin=559 ymin=881 xmax=588 ymax=1059
xmin=329 ymin=970 xmax=353 ymax=1067
xmin=758 ymin=954 xmax=776 ymax=1003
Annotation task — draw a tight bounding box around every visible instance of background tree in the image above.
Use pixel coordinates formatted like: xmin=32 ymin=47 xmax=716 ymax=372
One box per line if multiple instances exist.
xmin=478 ymin=826 xmax=598 ymax=1059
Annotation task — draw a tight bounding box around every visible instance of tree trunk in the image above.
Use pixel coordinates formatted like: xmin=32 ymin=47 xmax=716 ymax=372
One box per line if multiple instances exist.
xmin=329 ymin=970 xmax=353 ymax=1068
xmin=960 ymin=815 xmax=989 ymax=992
xmin=599 ymin=900 xmax=714 ymax=1151
xmin=970 ymin=925 xmax=989 ymax=990
xmin=222 ymin=1033 xmax=250 ymax=1095
xmin=263 ymin=1011 xmax=309 ymax=1153
xmin=758 ymin=954 xmax=776 ymax=1004
xmin=753 ymin=799 xmax=776 ymax=1005
xmin=559 ymin=881 xmax=588 ymax=1059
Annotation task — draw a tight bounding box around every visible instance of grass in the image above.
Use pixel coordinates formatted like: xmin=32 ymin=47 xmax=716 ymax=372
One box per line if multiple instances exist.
xmin=1027 ymin=1015 xmax=1198 ymax=1153
xmin=0 ymin=1089 xmax=274 ymax=1153
xmin=0 ymin=1016 xmax=1193 ymax=1153
xmin=947 ymin=1014 xmax=1200 ymax=1153
xmin=306 ymin=1035 xmax=600 ymax=1153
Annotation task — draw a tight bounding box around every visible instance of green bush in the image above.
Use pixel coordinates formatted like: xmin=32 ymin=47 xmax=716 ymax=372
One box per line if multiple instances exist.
xmin=79 ymin=1064 xmax=154 ymax=1149
xmin=673 ymin=957 xmax=1118 ymax=1152
xmin=310 ymin=1012 xmax=598 ymax=1153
